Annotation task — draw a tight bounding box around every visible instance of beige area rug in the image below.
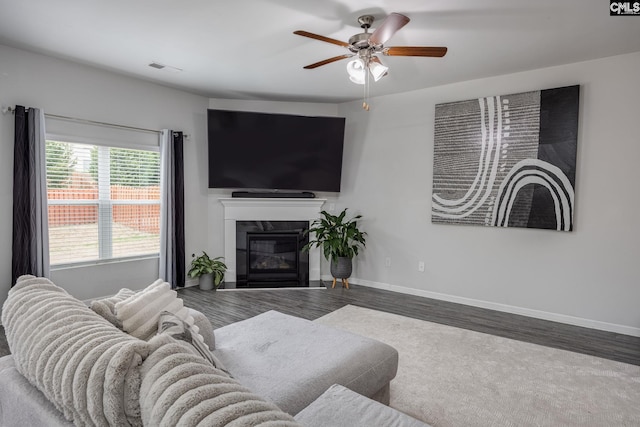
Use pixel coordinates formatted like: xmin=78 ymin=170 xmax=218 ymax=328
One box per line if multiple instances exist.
xmin=315 ymin=305 xmax=640 ymax=427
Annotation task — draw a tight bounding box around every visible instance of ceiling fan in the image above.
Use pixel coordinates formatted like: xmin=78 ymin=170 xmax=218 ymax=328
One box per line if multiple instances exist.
xmin=294 ymin=13 xmax=447 ymax=81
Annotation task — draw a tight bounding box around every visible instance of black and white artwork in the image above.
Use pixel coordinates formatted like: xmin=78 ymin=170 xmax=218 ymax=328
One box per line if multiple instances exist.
xmin=431 ymin=85 xmax=579 ymax=231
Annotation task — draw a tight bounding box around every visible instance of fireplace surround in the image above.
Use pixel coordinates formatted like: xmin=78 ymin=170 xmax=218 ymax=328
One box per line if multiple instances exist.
xmin=220 ymin=198 xmax=326 ymax=287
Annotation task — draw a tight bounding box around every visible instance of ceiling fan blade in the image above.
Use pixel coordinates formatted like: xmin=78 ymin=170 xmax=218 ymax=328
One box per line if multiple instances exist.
xmin=369 ymin=13 xmax=410 ymax=45
xmin=293 ymin=30 xmax=350 ymax=48
xmin=383 ymin=46 xmax=448 ymax=57
xmin=303 ymin=54 xmax=354 ymax=69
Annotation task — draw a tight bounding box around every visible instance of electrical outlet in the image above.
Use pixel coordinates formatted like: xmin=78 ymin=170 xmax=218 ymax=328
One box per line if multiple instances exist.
xmin=328 ymin=203 xmax=336 ymax=212
xmin=418 ymin=261 xmax=425 ymax=272
xmin=385 ymin=257 xmax=391 ymax=268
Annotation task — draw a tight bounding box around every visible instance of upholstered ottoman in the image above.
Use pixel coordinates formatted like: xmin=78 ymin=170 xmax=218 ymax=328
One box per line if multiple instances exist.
xmin=213 ymin=310 xmax=399 ymax=415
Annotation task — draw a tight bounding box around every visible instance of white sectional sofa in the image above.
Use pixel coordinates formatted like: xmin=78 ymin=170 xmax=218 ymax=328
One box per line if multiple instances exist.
xmin=0 ymin=276 xmax=429 ymax=426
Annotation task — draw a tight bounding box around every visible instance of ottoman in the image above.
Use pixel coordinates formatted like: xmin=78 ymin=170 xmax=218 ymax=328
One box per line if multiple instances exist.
xmin=213 ymin=310 xmax=399 ymax=415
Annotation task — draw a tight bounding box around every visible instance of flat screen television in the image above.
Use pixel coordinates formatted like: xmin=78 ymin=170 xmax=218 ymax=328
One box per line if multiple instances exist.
xmin=207 ymin=109 xmax=345 ymax=192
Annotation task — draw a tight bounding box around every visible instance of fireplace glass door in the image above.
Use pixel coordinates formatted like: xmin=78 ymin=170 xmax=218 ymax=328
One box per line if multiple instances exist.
xmin=246 ymin=232 xmax=300 ymax=282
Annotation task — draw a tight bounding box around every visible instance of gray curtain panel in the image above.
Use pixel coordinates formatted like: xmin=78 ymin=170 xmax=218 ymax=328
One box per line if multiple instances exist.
xmin=159 ymin=130 xmax=185 ymax=288
xmin=11 ymin=105 xmax=50 ymax=286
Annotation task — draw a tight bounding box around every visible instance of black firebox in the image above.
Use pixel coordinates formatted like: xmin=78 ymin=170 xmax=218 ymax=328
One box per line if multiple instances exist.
xmin=235 ymin=221 xmax=309 ymax=288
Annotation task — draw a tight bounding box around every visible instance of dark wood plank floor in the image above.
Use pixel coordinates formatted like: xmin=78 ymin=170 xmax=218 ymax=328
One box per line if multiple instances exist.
xmin=1 ymin=284 xmax=637 ymax=366
xmin=0 ymin=326 xmax=7 ymax=357
xmin=178 ymin=284 xmax=640 ymax=366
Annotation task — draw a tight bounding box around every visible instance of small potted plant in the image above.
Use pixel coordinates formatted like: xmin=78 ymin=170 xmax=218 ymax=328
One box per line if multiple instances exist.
xmin=188 ymin=251 xmax=227 ymax=290
xmin=303 ymin=208 xmax=366 ymax=289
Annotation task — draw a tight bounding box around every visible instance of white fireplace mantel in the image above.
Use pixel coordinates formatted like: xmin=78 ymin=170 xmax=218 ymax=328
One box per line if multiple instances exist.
xmin=220 ymin=198 xmax=326 ymax=283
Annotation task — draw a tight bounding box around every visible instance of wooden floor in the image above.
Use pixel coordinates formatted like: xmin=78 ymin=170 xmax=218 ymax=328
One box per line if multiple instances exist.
xmin=1 ymin=284 xmax=637 ymax=366
xmin=0 ymin=325 xmax=7 ymax=358
xmin=178 ymin=283 xmax=640 ymax=366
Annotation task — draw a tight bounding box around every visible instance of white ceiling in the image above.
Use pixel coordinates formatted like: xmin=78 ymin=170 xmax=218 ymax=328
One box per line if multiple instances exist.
xmin=1 ymin=1 xmax=639 ymax=104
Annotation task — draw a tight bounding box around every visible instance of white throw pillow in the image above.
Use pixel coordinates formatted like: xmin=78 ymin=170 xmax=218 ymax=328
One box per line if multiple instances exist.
xmin=114 ymin=280 xmax=205 ymax=345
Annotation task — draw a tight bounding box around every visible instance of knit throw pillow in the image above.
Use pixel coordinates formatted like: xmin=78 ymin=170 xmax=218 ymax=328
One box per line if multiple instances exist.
xmin=157 ymin=311 xmax=228 ymax=375
xmin=90 ymin=288 xmax=137 ymax=329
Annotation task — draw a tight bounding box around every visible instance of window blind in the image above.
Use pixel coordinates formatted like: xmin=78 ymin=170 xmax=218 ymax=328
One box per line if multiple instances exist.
xmin=46 ymin=140 xmax=161 ymax=266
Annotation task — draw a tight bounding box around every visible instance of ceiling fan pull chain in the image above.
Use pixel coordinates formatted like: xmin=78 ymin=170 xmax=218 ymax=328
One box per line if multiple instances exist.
xmin=363 ymin=56 xmax=371 ymax=111
xmin=363 ymin=80 xmax=370 ymax=111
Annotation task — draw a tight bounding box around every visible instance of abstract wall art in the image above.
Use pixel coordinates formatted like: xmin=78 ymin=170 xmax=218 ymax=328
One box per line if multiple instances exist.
xmin=431 ymin=85 xmax=579 ymax=231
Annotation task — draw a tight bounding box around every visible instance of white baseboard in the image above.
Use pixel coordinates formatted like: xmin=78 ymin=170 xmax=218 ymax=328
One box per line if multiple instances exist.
xmin=341 ymin=277 xmax=640 ymax=338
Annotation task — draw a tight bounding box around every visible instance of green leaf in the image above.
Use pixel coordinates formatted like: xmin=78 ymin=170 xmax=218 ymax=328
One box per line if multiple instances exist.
xmin=188 ymin=251 xmax=227 ymax=278
xmin=306 ymin=208 xmax=366 ymax=262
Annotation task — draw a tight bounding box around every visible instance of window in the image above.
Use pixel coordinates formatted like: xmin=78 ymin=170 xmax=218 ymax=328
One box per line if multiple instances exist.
xmin=46 ymin=140 xmax=161 ymax=266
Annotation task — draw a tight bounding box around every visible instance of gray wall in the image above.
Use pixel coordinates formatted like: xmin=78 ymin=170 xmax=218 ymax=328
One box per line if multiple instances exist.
xmin=337 ymin=52 xmax=640 ymax=335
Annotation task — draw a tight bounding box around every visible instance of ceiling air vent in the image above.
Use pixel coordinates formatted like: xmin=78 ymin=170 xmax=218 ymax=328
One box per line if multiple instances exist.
xmin=148 ymin=62 xmax=165 ymax=70
xmin=148 ymin=62 xmax=182 ymax=73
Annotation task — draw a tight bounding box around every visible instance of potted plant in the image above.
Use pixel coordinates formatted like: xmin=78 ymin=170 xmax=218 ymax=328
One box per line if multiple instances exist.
xmin=303 ymin=208 xmax=366 ymax=289
xmin=188 ymin=251 xmax=227 ymax=290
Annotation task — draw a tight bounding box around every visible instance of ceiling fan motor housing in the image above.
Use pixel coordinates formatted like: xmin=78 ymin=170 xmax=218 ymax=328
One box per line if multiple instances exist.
xmin=349 ymin=33 xmax=373 ymax=51
xmin=349 ymin=15 xmax=383 ymax=52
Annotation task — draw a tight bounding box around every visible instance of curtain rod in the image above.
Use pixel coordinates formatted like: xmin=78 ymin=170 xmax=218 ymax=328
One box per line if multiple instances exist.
xmin=1 ymin=105 xmax=188 ymax=139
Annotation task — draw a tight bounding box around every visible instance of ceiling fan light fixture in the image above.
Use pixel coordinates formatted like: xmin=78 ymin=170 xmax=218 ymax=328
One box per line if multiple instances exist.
xmin=346 ymin=58 xmax=366 ymax=85
xmin=369 ymin=60 xmax=389 ymax=82
xmin=349 ymin=75 xmax=366 ymax=85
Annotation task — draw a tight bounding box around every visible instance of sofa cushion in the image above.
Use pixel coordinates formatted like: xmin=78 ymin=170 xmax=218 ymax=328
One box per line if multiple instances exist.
xmin=295 ymin=384 xmax=431 ymax=427
xmin=0 ymin=355 xmax=72 ymax=427
xmin=139 ymin=333 xmax=301 ymax=427
xmin=1 ymin=275 xmax=150 ymax=427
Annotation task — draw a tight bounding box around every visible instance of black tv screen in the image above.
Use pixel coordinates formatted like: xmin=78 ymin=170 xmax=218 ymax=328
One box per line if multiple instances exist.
xmin=207 ymin=109 xmax=345 ymax=192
